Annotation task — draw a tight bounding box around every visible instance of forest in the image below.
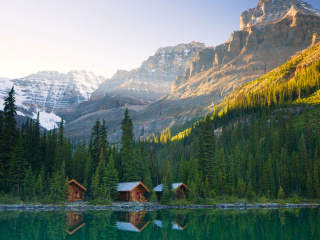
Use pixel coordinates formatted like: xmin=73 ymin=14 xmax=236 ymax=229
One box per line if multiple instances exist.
xmin=0 ymin=45 xmax=320 ymax=204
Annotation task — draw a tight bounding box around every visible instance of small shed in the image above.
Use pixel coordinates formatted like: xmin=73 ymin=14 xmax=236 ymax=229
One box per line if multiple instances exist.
xmin=68 ymin=179 xmax=87 ymax=202
xmin=117 ymin=182 xmax=150 ymax=202
xmin=154 ymin=183 xmax=187 ymax=200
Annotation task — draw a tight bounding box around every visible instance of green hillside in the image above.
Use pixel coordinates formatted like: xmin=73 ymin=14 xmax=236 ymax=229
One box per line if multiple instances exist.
xmin=153 ymin=42 xmax=320 ymax=203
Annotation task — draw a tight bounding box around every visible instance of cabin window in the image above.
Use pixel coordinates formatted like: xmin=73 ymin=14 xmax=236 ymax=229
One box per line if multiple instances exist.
xmin=137 ymin=192 xmax=140 ymax=196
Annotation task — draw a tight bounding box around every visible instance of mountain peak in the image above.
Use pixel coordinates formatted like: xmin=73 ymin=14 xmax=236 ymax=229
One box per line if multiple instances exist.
xmin=241 ymin=0 xmax=320 ymax=30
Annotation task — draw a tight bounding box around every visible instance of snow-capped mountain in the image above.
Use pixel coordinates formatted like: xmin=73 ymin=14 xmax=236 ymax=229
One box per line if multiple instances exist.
xmin=92 ymin=41 xmax=206 ymax=102
xmin=0 ymin=71 xmax=106 ymax=129
xmin=240 ymin=0 xmax=320 ymax=30
xmin=65 ymin=0 xmax=320 ymax=143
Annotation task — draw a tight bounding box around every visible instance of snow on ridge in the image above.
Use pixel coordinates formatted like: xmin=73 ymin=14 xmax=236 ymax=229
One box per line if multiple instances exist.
xmin=33 ymin=110 xmax=61 ymax=130
xmin=0 ymin=70 xmax=105 ymax=130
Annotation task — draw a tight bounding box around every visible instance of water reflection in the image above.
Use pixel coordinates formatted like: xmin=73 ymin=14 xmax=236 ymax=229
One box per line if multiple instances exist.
xmin=0 ymin=209 xmax=320 ymax=239
xmin=66 ymin=211 xmax=85 ymax=235
xmin=116 ymin=212 xmax=150 ymax=232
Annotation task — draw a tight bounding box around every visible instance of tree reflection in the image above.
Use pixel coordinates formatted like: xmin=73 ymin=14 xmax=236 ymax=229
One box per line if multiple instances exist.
xmin=0 ymin=209 xmax=319 ymax=239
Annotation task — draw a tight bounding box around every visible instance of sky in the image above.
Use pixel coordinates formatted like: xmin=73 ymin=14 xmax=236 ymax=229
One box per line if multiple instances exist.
xmin=1 ymin=0 xmax=320 ymax=79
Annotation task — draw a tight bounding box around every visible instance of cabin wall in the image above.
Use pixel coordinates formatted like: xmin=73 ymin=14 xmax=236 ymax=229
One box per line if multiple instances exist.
xmin=175 ymin=186 xmax=187 ymax=199
xmin=118 ymin=192 xmax=130 ymax=201
xmin=68 ymin=184 xmax=84 ymax=202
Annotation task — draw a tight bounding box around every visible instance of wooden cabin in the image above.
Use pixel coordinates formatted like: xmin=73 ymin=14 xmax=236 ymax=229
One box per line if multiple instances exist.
xmin=117 ymin=182 xmax=150 ymax=202
xmin=154 ymin=183 xmax=187 ymax=200
xmin=116 ymin=211 xmax=150 ymax=232
xmin=66 ymin=211 xmax=86 ymax=235
xmin=68 ymin=179 xmax=87 ymax=202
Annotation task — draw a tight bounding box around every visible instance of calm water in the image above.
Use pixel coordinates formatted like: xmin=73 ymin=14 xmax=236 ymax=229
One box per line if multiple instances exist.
xmin=0 ymin=208 xmax=319 ymax=239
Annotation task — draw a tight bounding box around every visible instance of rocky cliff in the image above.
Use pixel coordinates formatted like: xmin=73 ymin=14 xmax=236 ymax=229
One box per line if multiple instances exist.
xmin=92 ymin=42 xmax=206 ymax=102
xmin=65 ymin=0 xmax=320 ymax=142
xmin=168 ymin=0 xmax=320 ymax=107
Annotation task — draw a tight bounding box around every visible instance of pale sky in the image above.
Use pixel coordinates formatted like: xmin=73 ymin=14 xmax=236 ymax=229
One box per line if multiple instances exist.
xmin=1 ymin=0 xmax=320 ymax=79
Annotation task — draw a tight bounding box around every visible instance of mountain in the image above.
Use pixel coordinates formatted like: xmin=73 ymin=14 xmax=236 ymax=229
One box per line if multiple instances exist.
xmin=133 ymin=0 xmax=320 ymax=135
xmin=64 ymin=42 xmax=206 ymax=140
xmin=0 ymin=71 xmax=105 ymax=129
xmin=65 ymin=0 xmax=320 ymax=142
xmin=92 ymin=42 xmax=206 ymax=103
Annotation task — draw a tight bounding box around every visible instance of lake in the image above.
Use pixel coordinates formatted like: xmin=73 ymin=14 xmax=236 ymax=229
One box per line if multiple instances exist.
xmin=0 ymin=208 xmax=319 ymax=239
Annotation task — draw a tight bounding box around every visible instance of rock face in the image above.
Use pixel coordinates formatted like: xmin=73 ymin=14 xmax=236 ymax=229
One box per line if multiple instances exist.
xmin=92 ymin=42 xmax=206 ymax=102
xmin=63 ymin=42 xmax=205 ymax=140
xmin=0 ymin=71 xmax=105 ymax=129
xmin=168 ymin=0 xmax=320 ymax=106
xmin=240 ymin=0 xmax=320 ymax=31
xmin=65 ymin=0 xmax=320 ymax=142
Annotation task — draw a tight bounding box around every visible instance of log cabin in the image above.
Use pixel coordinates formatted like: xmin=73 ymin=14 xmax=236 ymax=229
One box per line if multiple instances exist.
xmin=154 ymin=183 xmax=187 ymax=200
xmin=117 ymin=182 xmax=150 ymax=202
xmin=68 ymin=179 xmax=87 ymax=202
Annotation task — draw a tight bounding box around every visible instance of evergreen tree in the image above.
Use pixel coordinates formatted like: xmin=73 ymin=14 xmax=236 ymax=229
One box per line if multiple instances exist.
xmin=22 ymin=165 xmax=35 ymax=200
xmin=90 ymin=119 xmax=101 ymax=169
xmin=246 ymin=182 xmax=254 ymax=201
xmin=278 ymin=186 xmax=285 ymax=199
xmin=121 ymin=109 xmax=134 ymax=181
xmin=105 ymin=154 xmax=119 ymax=200
xmin=306 ymin=170 xmax=314 ymax=198
xmin=150 ymin=189 xmax=157 ymax=203
xmin=197 ymin=114 xmax=214 ymax=185
xmin=313 ymin=160 xmax=320 ymax=198
xmin=35 ymin=174 xmax=43 ymax=198
xmin=9 ymin=137 xmax=28 ymax=196
xmin=2 ymin=87 xmax=17 ymax=188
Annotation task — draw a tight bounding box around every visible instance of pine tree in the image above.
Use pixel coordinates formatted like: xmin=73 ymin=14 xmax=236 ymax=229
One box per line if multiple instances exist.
xmin=306 ymin=170 xmax=314 ymax=198
xmin=160 ymin=186 xmax=171 ymax=204
xmin=100 ymin=119 xmax=108 ymax=157
xmin=121 ymin=109 xmax=134 ymax=181
xmin=246 ymin=182 xmax=254 ymax=201
xmin=2 ymin=87 xmax=17 ymax=189
xmin=32 ymin=112 xmax=41 ymax=172
xmin=91 ymin=173 xmax=100 ymax=199
xmin=313 ymin=160 xmax=320 ymax=198
xmin=35 ymin=174 xmax=43 ymax=198
xmin=90 ymin=119 xmax=101 ymax=170
xmin=105 ymin=154 xmax=119 ymax=200
xmin=187 ymin=180 xmax=197 ymax=203
xmin=179 ymin=154 xmax=187 ymax=183
xmin=150 ymin=189 xmax=157 ymax=203
xmin=22 ymin=165 xmax=35 ymax=200
xmin=9 ymin=137 xmax=28 ymax=196
xmin=197 ymin=114 xmax=214 ymax=185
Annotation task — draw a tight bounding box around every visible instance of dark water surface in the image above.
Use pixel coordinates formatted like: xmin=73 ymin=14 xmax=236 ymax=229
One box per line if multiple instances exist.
xmin=0 ymin=208 xmax=319 ymax=239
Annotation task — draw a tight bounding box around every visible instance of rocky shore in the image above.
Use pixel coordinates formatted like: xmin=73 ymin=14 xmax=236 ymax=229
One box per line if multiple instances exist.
xmin=0 ymin=202 xmax=319 ymax=212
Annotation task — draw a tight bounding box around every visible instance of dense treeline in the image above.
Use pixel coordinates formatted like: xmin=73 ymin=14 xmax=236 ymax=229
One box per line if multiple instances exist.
xmin=0 ymin=45 xmax=319 ymax=204
xmin=150 ymin=53 xmax=320 ymax=202
xmin=0 ymin=89 xmax=161 ymax=202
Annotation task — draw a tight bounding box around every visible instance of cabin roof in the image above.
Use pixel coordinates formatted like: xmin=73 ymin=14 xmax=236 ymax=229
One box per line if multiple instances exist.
xmin=117 ymin=182 xmax=150 ymax=192
xmin=154 ymin=183 xmax=187 ymax=192
xmin=68 ymin=179 xmax=87 ymax=191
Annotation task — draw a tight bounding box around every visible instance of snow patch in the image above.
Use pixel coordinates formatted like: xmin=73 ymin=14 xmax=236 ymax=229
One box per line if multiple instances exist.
xmin=34 ymin=111 xmax=61 ymax=130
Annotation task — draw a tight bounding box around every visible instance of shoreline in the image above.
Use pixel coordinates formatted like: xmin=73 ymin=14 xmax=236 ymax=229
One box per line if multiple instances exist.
xmin=0 ymin=202 xmax=319 ymax=211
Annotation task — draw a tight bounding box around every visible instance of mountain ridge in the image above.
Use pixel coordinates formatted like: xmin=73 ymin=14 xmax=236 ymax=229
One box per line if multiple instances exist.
xmin=100 ymin=0 xmax=320 ymax=142
xmin=0 ymin=70 xmax=106 ymax=129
